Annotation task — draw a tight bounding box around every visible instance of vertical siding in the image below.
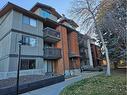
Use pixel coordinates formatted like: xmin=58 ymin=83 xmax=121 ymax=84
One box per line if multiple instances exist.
xmin=68 ymin=31 xmax=80 ymax=69
xmin=68 ymin=31 xmax=79 ymax=55
xmin=0 ymin=11 xmax=13 ymax=72
xmin=55 ymin=25 xmax=70 ymax=74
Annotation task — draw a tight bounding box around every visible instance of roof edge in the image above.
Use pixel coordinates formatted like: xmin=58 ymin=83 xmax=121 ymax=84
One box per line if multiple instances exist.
xmin=30 ymin=2 xmax=61 ymax=18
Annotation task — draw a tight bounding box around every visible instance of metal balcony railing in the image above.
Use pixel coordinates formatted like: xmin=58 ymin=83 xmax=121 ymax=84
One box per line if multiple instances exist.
xmin=69 ymin=52 xmax=80 ymax=58
xmin=43 ymin=47 xmax=62 ymax=59
xmin=43 ymin=27 xmax=61 ymax=43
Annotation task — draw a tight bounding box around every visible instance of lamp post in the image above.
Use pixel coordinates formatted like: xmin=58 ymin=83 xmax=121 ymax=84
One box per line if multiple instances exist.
xmin=16 ymin=40 xmax=23 ymax=95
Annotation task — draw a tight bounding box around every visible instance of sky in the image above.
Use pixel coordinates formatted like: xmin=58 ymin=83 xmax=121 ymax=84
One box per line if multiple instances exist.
xmin=0 ymin=0 xmax=72 ymax=17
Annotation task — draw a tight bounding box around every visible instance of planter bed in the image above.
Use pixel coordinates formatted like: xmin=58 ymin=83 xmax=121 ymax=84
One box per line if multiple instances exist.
xmin=0 ymin=75 xmax=65 ymax=95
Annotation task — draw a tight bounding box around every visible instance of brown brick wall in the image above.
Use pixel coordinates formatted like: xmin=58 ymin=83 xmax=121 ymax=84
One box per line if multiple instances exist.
xmin=91 ymin=44 xmax=102 ymax=67
xmin=55 ymin=25 xmax=70 ymax=74
xmin=69 ymin=58 xmax=80 ymax=69
xmin=68 ymin=32 xmax=79 ymax=55
xmin=68 ymin=31 xmax=80 ymax=69
xmin=54 ymin=59 xmax=64 ymax=75
xmin=53 ymin=25 xmax=80 ymax=74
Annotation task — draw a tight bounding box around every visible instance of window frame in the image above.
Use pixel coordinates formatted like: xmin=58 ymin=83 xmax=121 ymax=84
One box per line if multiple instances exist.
xmin=40 ymin=10 xmax=51 ymax=18
xmin=20 ymin=59 xmax=36 ymax=70
xmin=29 ymin=37 xmax=37 ymax=47
xmin=22 ymin=35 xmax=37 ymax=47
xmin=30 ymin=18 xmax=37 ymax=27
xmin=23 ymin=15 xmax=37 ymax=27
xmin=23 ymin=15 xmax=30 ymax=25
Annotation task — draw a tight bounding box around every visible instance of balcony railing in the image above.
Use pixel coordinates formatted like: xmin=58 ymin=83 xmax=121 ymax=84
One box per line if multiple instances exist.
xmin=44 ymin=47 xmax=62 ymax=59
xmin=43 ymin=27 xmax=61 ymax=43
xmin=69 ymin=52 xmax=80 ymax=58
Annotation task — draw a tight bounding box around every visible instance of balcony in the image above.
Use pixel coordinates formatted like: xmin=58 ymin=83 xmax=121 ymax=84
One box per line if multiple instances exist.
xmin=43 ymin=48 xmax=62 ymax=59
xmin=43 ymin=27 xmax=61 ymax=43
xmin=79 ymin=41 xmax=88 ymax=49
xmin=69 ymin=52 xmax=80 ymax=58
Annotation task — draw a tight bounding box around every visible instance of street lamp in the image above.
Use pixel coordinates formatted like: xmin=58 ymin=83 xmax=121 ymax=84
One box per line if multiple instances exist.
xmin=16 ymin=40 xmax=23 ymax=95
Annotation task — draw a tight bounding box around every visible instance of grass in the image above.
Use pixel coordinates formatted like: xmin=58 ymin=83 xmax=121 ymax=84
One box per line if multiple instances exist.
xmin=60 ymin=69 xmax=127 ymax=95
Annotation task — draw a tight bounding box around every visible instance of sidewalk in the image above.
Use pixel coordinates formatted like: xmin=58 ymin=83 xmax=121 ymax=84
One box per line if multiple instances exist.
xmin=21 ymin=71 xmax=103 ymax=95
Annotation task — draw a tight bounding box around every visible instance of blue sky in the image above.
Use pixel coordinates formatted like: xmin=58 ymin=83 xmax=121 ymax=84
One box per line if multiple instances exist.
xmin=0 ymin=0 xmax=72 ymax=17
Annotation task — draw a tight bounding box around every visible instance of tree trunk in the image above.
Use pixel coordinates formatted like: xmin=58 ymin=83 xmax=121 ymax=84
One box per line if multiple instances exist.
xmin=91 ymin=12 xmax=111 ymax=76
xmin=105 ymin=46 xmax=111 ymax=76
xmin=86 ymin=0 xmax=111 ymax=76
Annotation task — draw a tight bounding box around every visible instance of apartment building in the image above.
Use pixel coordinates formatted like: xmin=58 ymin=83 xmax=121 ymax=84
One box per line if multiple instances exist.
xmin=0 ymin=2 xmax=80 ymax=79
xmin=91 ymin=44 xmax=103 ymax=67
xmin=78 ymin=34 xmax=90 ymax=67
xmin=78 ymin=33 xmax=103 ymax=69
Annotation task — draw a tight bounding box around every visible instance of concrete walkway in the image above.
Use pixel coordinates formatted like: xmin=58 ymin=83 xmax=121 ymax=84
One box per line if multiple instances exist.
xmin=21 ymin=71 xmax=103 ymax=95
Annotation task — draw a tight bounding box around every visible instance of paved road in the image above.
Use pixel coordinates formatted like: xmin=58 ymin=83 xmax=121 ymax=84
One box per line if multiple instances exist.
xmin=21 ymin=71 xmax=103 ymax=95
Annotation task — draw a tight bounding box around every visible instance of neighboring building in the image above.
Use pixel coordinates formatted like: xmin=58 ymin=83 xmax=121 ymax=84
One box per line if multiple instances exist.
xmin=78 ymin=33 xmax=103 ymax=69
xmin=0 ymin=2 xmax=80 ymax=79
xmin=91 ymin=44 xmax=103 ymax=67
xmin=78 ymin=33 xmax=90 ymax=67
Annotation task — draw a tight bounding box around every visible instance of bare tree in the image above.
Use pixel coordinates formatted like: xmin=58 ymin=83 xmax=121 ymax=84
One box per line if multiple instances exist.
xmin=97 ymin=0 xmax=126 ymax=68
xmin=70 ymin=0 xmax=111 ymax=76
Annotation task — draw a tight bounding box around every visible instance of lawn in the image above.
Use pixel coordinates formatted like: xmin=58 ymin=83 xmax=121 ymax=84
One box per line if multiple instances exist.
xmin=60 ymin=69 xmax=127 ymax=95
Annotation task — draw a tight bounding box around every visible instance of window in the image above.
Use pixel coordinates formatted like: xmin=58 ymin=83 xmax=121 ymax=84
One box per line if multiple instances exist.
xmin=47 ymin=61 xmax=53 ymax=72
xmin=30 ymin=18 xmax=37 ymax=27
xmin=40 ymin=10 xmax=51 ymax=18
xmin=20 ymin=59 xmax=36 ymax=70
xmin=40 ymin=10 xmax=58 ymax=21
xmin=22 ymin=35 xmax=37 ymax=47
xmin=22 ymin=36 xmax=29 ymax=45
xmin=23 ymin=15 xmax=37 ymax=27
xmin=29 ymin=37 xmax=37 ymax=47
xmin=23 ymin=16 xmax=29 ymax=25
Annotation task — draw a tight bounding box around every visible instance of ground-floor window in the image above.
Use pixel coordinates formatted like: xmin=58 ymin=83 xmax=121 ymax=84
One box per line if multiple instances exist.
xmin=44 ymin=60 xmax=54 ymax=73
xmin=20 ymin=59 xmax=36 ymax=70
xmin=47 ymin=61 xmax=53 ymax=73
